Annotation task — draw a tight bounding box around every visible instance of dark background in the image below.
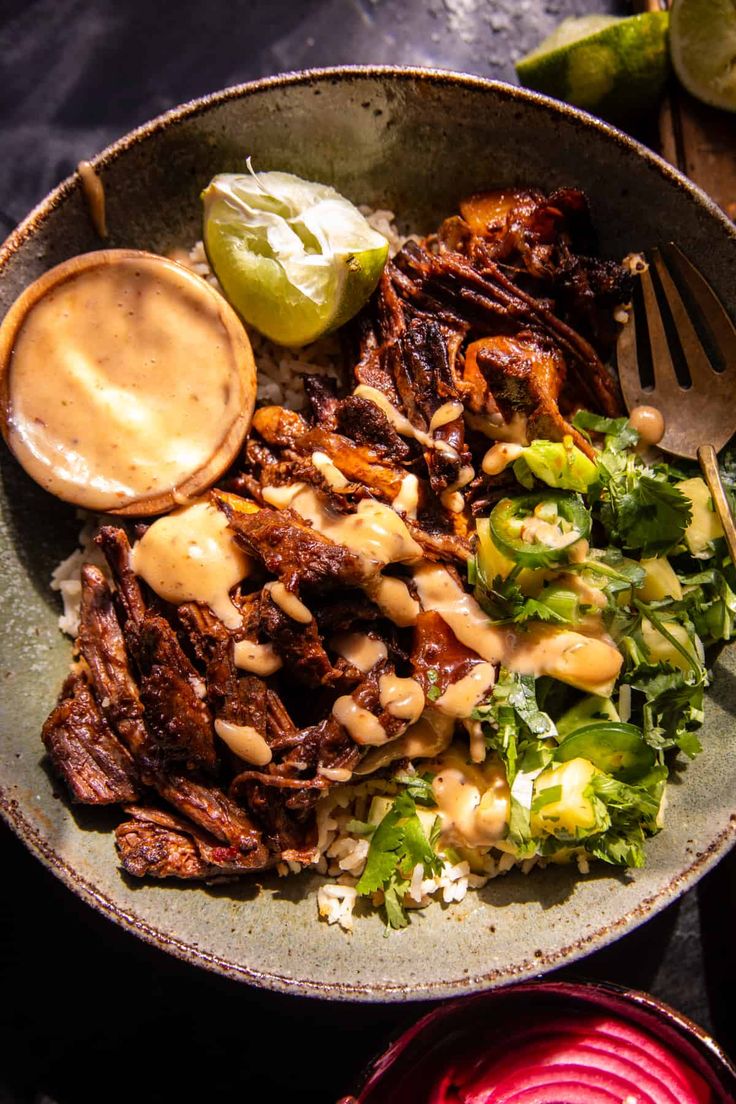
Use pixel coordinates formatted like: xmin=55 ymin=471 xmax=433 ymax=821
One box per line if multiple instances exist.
xmin=1 ymin=1 xmax=735 ymax=1101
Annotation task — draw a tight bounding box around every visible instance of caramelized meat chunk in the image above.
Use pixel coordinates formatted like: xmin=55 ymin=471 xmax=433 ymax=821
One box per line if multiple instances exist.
xmin=135 ymin=614 xmax=217 ymax=774
xmin=42 ymin=673 xmax=140 ymax=804
xmin=218 ymin=500 xmax=371 ymax=589
xmin=116 ymin=805 xmax=272 ymax=880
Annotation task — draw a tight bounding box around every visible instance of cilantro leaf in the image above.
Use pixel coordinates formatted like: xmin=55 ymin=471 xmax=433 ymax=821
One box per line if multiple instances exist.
xmin=572 ymin=410 xmax=639 ymax=453
xmin=394 ymin=771 xmax=436 ymax=806
xmin=355 ymin=791 xmax=443 ymax=929
xmin=613 ymin=477 xmax=692 ymax=556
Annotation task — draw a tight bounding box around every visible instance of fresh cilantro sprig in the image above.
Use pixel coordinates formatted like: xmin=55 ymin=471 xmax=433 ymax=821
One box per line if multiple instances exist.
xmin=355 ymin=791 xmax=442 ymax=929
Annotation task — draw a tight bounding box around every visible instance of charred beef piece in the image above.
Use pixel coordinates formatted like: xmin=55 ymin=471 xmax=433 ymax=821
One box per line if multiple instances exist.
xmin=134 ymin=614 xmax=218 ymax=775
xmin=77 ymin=564 xmax=156 ymax=773
xmin=155 ymin=773 xmax=262 ymax=854
xmin=95 ymin=527 xmax=147 ymax=630
xmin=259 ymin=588 xmax=354 ymax=690
xmin=334 ymin=395 xmax=412 ymax=462
xmin=217 ymin=499 xmax=371 ymax=590
xmin=42 ymin=673 xmax=140 ymax=804
xmin=116 ymin=805 xmax=272 ymax=880
xmin=303 ymin=374 xmax=340 ymax=427
xmin=394 ymin=243 xmax=621 ymax=420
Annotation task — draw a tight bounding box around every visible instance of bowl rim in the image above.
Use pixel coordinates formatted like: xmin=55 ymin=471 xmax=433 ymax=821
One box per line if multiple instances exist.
xmin=2 ymin=65 xmax=736 ymax=1001
xmin=352 ymin=979 xmax=736 ymax=1099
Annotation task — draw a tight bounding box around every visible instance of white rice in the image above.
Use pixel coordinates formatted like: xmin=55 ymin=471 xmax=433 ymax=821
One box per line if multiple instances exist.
xmin=51 ymin=513 xmax=109 ymax=637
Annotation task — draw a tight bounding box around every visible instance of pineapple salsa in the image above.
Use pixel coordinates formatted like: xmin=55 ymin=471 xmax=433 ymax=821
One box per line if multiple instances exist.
xmin=355 ymin=411 xmax=735 ymax=927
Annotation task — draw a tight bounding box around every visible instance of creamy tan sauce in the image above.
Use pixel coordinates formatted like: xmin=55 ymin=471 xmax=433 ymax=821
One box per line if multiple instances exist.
xmin=214 ymin=719 xmax=272 ymax=766
xmin=318 ymin=765 xmax=353 ymax=783
xmin=429 ymin=400 xmax=464 ymax=432
xmin=392 ymin=473 xmax=419 ymax=519
xmin=233 ymin=639 xmax=283 ymax=676
xmin=279 ymin=485 xmax=423 ymax=566
xmin=353 ymin=384 xmax=460 ymax=460
xmin=331 ymin=632 xmax=388 ymax=673
xmin=353 ymin=709 xmax=455 ymax=775
xmin=131 ymin=501 xmax=250 ymax=630
xmin=311 ymin=450 xmax=349 ymax=490
xmin=412 ymin=562 xmax=622 ymax=696
xmin=435 ymin=662 xmax=496 ymax=718
xmin=466 ymin=409 xmax=529 ymax=445
xmin=430 ymin=752 xmax=510 ymax=848
xmin=440 ymin=490 xmax=465 ymax=514
xmin=482 ymin=441 xmax=524 ymax=476
xmin=332 ymin=696 xmax=388 ymax=746
xmin=265 ymin=581 xmax=312 ymax=624
xmin=364 ymin=574 xmax=420 ymax=627
xmin=629 ymin=404 xmax=665 ymax=447
xmin=77 ymin=161 xmax=107 ymax=238
xmin=378 ymin=674 xmax=425 ymax=722
xmin=511 ymin=626 xmax=622 ymax=696
xmin=520 ymin=516 xmax=580 ymax=549
xmin=464 ymin=719 xmax=487 ymax=764
xmin=7 ymin=253 xmax=250 ymax=511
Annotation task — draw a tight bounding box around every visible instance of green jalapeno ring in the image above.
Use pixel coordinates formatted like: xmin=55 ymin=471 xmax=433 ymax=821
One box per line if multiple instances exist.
xmin=488 ymin=490 xmax=592 ymax=569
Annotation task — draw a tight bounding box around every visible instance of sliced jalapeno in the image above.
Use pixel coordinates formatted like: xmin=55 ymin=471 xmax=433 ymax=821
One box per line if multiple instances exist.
xmin=488 ymin=491 xmax=591 ymax=569
xmin=554 ymin=721 xmax=655 ymax=783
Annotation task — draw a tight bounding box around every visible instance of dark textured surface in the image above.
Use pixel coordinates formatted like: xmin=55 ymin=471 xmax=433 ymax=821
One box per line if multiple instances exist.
xmin=0 ymin=2 xmax=734 ymax=1101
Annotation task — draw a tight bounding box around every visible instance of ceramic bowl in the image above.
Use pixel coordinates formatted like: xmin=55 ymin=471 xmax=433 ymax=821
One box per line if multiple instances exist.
xmin=1 ymin=66 xmax=736 ymax=1001
xmin=351 ymin=980 xmax=736 ymax=1101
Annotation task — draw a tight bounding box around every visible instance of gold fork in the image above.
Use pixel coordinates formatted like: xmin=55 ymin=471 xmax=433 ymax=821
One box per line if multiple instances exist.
xmin=616 ymin=244 xmax=736 ymax=564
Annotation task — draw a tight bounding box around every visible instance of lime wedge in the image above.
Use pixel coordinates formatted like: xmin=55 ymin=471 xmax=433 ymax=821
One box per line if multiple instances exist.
xmin=670 ymin=0 xmax=736 ymax=112
xmin=202 ymin=168 xmax=389 ymax=347
xmin=516 ymin=12 xmax=670 ymax=125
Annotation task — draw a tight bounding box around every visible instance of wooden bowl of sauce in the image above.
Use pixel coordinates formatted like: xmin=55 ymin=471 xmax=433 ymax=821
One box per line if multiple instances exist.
xmin=0 ymin=248 xmax=256 ymax=515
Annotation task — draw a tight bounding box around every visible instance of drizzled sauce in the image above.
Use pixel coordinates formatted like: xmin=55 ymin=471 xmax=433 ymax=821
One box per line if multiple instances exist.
xmin=435 ymin=663 xmax=496 ymax=718
xmin=265 ymin=581 xmax=312 ymax=623
xmin=311 ymin=450 xmax=349 ymax=489
xmin=354 ymin=709 xmax=455 ymax=775
xmin=378 ymin=674 xmax=425 ymax=722
xmin=392 ymin=473 xmax=419 ymax=518
xmin=264 ymin=484 xmax=422 ymax=565
xmin=430 ymin=751 xmax=510 ymax=848
xmin=413 ymin=563 xmax=622 ymax=695
xmin=233 ymin=640 xmax=283 ymax=676
xmin=481 ymin=441 xmax=524 ymax=476
xmin=214 ymin=719 xmax=272 ymax=766
xmin=77 ymin=161 xmax=107 ymax=238
xmin=332 ymin=696 xmax=388 ymax=746
xmin=131 ymin=500 xmax=250 ymax=630
xmin=3 ymin=251 xmax=255 ymax=512
xmin=629 ymin=404 xmax=665 ymax=447
xmin=331 ymin=633 xmax=388 ymax=673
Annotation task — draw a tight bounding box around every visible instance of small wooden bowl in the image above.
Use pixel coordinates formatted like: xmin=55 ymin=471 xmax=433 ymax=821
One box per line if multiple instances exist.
xmin=0 ymin=248 xmax=256 ymax=516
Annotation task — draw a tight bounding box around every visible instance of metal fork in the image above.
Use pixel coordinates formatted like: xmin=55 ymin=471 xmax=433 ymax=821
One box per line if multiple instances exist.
xmin=616 ymin=243 xmax=736 ymax=564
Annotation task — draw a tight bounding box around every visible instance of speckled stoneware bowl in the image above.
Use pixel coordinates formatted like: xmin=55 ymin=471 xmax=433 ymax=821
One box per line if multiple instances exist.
xmin=1 ymin=67 xmax=735 ymax=1001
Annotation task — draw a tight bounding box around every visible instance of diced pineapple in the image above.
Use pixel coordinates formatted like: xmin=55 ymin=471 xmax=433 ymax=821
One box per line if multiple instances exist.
xmin=637 ymin=557 xmax=683 ymax=602
xmin=677 ymin=477 xmax=723 ymax=558
xmin=641 ymin=618 xmax=698 ymax=672
xmin=531 ymin=758 xmax=601 ymax=837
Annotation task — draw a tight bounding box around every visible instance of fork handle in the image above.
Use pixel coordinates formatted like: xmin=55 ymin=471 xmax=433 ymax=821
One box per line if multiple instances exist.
xmin=697 ymin=445 xmax=736 ymax=566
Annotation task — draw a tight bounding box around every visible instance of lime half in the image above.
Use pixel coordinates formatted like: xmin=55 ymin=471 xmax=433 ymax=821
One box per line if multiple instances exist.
xmin=670 ymin=0 xmax=736 ymax=112
xmin=202 ymin=168 xmax=389 ymax=347
xmin=516 ymin=12 xmax=670 ymax=125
